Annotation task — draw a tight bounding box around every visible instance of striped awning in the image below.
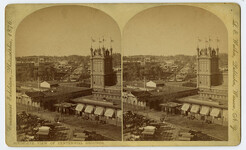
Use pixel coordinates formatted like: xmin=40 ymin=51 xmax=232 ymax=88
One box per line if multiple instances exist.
xmin=181 ymin=103 xmax=190 ymax=111
xmin=84 ymin=105 xmax=94 ymax=114
xmin=94 ymin=107 xmax=104 ymax=116
xmin=210 ymin=108 xmax=221 ymax=117
xmin=104 ymin=108 xmax=115 ymax=117
xmin=190 ymin=105 xmax=200 ymax=113
xmin=75 ymin=104 xmax=84 ymax=112
xmin=200 ymin=106 xmax=210 ymax=115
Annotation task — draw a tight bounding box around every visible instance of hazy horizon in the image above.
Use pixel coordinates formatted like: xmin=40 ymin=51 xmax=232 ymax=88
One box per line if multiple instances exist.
xmin=123 ymin=52 xmax=228 ymax=57
xmin=16 ymin=52 xmax=121 ymax=58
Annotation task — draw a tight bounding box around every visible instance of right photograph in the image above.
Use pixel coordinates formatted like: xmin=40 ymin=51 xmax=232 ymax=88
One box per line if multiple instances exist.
xmin=122 ymin=5 xmax=228 ymax=141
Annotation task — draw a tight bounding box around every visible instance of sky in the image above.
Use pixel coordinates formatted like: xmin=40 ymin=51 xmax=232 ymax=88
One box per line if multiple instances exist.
xmin=122 ymin=5 xmax=228 ymax=56
xmin=15 ymin=5 xmax=228 ymax=57
xmin=16 ymin=5 xmax=121 ymax=57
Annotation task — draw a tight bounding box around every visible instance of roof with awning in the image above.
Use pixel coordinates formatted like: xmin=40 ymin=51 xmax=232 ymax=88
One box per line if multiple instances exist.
xmin=200 ymin=106 xmax=210 ymax=115
xmin=104 ymin=108 xmax=115 ymax=117
xmin=75 ymin=104 xmax=85 ymax=112
xmin=190 ymin=105 xmax=200 ymax=113
xmin=53 ymin=103 xmax=76 ymax=108
xmin=84 ymin=105 xmax=94 ymax=114
xmin=210 ymin=108 xmax=221 ymax=117
xmin=181 ymin=103 xmax=190 ymax=111
xmin=94 ymin=107 xmax=104 ymax=116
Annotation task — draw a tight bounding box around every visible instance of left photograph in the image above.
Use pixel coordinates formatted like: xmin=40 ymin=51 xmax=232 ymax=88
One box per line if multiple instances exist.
xmin=15 ymin=5 xmax=122 ymax=141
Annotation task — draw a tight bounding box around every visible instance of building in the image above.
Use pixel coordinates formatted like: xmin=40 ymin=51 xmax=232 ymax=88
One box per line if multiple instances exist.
xmin=123 ymin=90 xmax=151 ymax=108
xmin=90 ymin=45 xmax=121 ymax=103
xmin=62 ymin=44 xmax=122 ymax=125
xmin=146 ymin=80 xmax=165 ymax=88
xmin=90 ymin=46 xmax=115 ymax=89
xmin=177 ymin=45 xmax=228 ymax=126
xmin=124 ymin=86 xmax=197 ymax=111
xmin=16 ymin=39 xmax=122 ymax=127
xmin=40 ymin=81 xmax=59 ymax=89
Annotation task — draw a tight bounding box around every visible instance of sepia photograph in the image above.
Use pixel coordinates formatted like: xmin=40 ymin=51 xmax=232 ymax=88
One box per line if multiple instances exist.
xmin=4 ymin=3 xmax=241 ymax=147
xmin=14 ymin=5 xmax=122 ymax=141
xmin=122 ymin=5 xmax=228 ymax=141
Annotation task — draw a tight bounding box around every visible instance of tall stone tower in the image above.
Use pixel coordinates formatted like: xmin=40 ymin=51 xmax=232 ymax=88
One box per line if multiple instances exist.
xmin=197 ymin=46 xmax=220 ymax=89
xmin=90 ymin=46 xmax=114 ymax=90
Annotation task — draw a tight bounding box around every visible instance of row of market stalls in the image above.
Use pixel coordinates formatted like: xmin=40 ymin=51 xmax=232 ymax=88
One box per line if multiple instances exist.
xmin=180 ymin=103 xmax=228 ymax=126
xmin=159 ymin=97 xmax=228 ymax=126
xmin=16 ymin=92 xmax=122 ymax=127
xmin=53 ymin=97 xmax=122 ymax=126
xmin=176 ymin=95 xmax=228 ymax=126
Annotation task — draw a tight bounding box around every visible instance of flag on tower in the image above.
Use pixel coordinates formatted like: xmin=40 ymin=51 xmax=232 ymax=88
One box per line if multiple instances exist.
xmin=98 ymin=37 xmax=101 ymax=43
xmin=91 ymin=37 xmax=96 ymax=42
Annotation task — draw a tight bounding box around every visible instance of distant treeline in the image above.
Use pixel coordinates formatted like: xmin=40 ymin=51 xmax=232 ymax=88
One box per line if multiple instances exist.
xmin=16 ymin=53 xmax=121 ymax=68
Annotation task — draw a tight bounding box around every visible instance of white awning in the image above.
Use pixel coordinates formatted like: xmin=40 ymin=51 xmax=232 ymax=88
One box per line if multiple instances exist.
xmin=200 ymin=106 xmax=210 ymax=115
xmin=190 ymin=105 xmax=200 ymax=113
xmin=84 ymin=105 xmax=94 ymax=114
xmin=144 ymin=126 xmax=156 ymax=131
xmin=75 ymin=104 xmax=84 ymax=112
xmin=37 ymin=126 xmax=50 ymax=135
xmin=116 ymin=110 xmax=122 ymax=119
xmin=181 ymin=103 xmax=190 ymax=111
xmin=104 ymin=108 xmax=115 ymax=117
xmin=94 ymin=107 xmax=104 ymax=116
xmin=210 ymin=108 xmax=221 ymax=117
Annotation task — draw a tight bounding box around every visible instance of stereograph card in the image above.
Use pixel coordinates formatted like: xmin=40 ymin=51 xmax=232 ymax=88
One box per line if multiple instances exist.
xmin=5 ymin=3 xmax=241 ymax=146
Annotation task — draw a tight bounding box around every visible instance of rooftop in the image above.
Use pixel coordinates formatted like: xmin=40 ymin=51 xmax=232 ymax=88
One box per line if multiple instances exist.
xmin=177 ymin=94 xmax=228 ymax=108
xmin=71 ymin=95 xmax=121 ymax=109
xmin=42 ymin=81 xmax=59 ymax=85
xmin=147 ymin=80 xmax=165 ymax=85
xmin=43 ymin=86 xmax=91 ymax=97
xmin=149 ymin=85 xmax=197 ymax=96
xmin=25 ymin=91 xmax=45 ymax=98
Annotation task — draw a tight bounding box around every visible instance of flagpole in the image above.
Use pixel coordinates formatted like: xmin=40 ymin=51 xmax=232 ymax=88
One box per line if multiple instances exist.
xmin=216 ymin=37 xmax=220 ymax=48
xmin=110 ymin=37 xmax=112 ymax=48
xmin=99 ymin=37 xmax=101 ymax=48
xmin=197 ymin=37 xmax=199 ymax=48
xmin=102 ymin=36 xmax=104 ymax=48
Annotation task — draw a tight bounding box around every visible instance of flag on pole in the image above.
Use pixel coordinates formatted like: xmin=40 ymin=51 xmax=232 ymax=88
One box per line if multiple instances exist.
xmin=216 ymin=38 xmax=220 ymax=42
xmin=91 ymin=37 xmax=96 ymax=42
